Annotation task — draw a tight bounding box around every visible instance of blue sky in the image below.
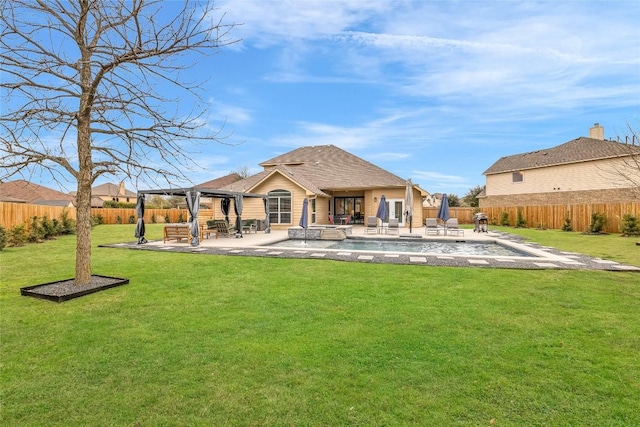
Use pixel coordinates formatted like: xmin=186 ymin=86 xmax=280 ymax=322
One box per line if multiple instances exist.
xmin=181 ymin=0 xmax=640 ymax=196
xmin=17 ymin=1 xmax=640 ymax=197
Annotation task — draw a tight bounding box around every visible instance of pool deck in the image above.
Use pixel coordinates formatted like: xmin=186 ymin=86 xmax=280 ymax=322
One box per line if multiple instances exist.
xmin=106 ymin=225 xmax=640 ymax=272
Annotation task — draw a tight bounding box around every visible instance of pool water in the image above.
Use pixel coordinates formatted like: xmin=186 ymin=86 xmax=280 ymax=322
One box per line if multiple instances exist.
xmin=264 ymin=238 xmax=533 ymax=257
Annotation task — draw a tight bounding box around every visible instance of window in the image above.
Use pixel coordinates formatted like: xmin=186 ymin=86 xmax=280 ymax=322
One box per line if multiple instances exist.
xmin=311 ymin=198 xmax=316 ymax=224
xmin=268 ymin=189 xmax=291 ymax=224
xmin=512 ymin=171 xmax=524 ymax=182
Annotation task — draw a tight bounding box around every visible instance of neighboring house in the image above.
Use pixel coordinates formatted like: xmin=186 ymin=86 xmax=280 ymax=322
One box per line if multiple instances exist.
xmin=83 ymin=182 xmax=137 ymax=207
xmin=480 ymin=124 xmax=640 ymax=207
xmin=220 ymin=145 xmax=427 ymax=229
xmin=0 ymin=180 xmax=76 ymax=207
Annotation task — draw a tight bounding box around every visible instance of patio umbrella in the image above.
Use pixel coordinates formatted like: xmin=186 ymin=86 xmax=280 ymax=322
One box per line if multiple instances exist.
xmin=186 ymin=191 xmax=200 ymax=246
xmin=299 ymin=198 xmax=309 ymax=242
xmin=437 ymin=193 xmax=451 ymax=234
xmin=376 ymin=194 xmax=387 ymax=227
xmin=263 ymin=196 xmax=271 ymax=233
xmin=404 ymin=179 xmax=414 ymax=233
xmin=134 ymin=194 xmax=147 ymax=244
xmin=234 ymin=194 xmax=243 ymax=238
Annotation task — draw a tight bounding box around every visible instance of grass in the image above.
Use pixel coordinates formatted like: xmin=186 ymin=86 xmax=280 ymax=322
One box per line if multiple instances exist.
xmin=1 ymin=225 xmax=639 ymax=426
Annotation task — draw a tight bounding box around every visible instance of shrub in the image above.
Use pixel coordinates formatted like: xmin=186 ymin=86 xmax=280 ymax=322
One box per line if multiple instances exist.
xmin=0 ymin=225 xmax=6 ymax=251
xmin=40 ymin=215 xmax=60 ymax=239
xmin=515 ymin=209 xmax=527 ymax=228
xmin=116 ymin=215 xmax=122 ymax=224
xmin=128 ymin=215 xmax=136 ymax=224
xmin=7 ymin=224 xmax=28 ymax=247
xmin=620 ymin=214 xmax=640 ymax=236
xmin=164 ymin=214 xmax=170 ymax=223
xmin=27 ymin=216 xmax=45 ymax=243
xmin=103 ymin=200 xmax=136 ymax=208
xmin=178 ymin=212 xmax=185 ymax=223
xmin=500 ymin=211 xmax=510 ymax=227
xmin=59 ymin=209 xmax=76 ymax=234
xmin=562 ymin=216 xmax=573 ymax=232
xmin=92 ymin=214 xmax=105 ymax=225
xmin=587 ymin=212 xmax=607 ymax=234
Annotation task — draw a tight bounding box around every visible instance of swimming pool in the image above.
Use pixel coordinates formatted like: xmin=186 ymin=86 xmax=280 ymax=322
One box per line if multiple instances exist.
xmin=264 ymin=237 xmax=534 ymax=257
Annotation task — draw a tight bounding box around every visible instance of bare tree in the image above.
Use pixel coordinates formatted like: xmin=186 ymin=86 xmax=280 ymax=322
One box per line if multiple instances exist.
xmin=1 ymin=0 xmax=237 ymax=284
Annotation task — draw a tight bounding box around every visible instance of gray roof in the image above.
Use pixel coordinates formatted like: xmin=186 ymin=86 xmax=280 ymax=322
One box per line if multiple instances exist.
xmin=483 ymin=137 xmax=640 ymax=175
xmin=224 ymin=145 xmax=407 ymax=195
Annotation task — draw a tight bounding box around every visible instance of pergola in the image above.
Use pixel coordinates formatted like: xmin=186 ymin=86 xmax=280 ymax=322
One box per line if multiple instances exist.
xmin=135 ymin=187 xmax=269 ymax=246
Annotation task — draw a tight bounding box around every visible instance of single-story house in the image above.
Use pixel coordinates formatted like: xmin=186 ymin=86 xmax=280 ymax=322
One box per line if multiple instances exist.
xmin=480 ymin=123 xmax=640 ymax=207
xmin=0 ymin=180 xmax=76 ymax=207
xmin=218 ymin=145 xmax=427 ymax=230
xmin=86 ymin=182 xmax=137 ymax=207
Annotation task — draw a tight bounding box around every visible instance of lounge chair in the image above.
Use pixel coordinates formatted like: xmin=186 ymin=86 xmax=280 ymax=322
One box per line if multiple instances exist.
xmin=387 ymin=218 xmax=399 ymax=235
xmin=425 ymin=218 xmax=440 ymax=235
xmin=445 ymin=218 xmax=464 ymax=236
xmin=365 ymin=216 xmax=378 ymax=234
xmin=212 ymin=219 xmax=236 ymax=238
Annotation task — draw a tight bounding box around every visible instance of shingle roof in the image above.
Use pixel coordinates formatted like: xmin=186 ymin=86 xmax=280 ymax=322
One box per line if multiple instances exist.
xmin=0 ymin=180 xmax=76 ymax=205
xmin=483 ymin=137 xmax=640 ymax=175
xmin=251 ymin=145 xmax=407 ymax=192
xmin=195 ymin=173 xmax=242 ymax=189
xmin=91 ymin=182 xmax=137 ymax=197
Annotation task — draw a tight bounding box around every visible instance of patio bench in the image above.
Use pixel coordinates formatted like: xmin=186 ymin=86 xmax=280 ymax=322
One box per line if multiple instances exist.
xmin=163 ymin=225 xmax=190 ymax=243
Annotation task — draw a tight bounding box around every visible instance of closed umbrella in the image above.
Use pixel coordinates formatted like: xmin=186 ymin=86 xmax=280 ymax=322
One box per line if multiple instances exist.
xmin=234 ymin=194 xmax=243 ymax=238
xmin=404 ymin=179 xmax=414 ymax=233
xmin=299 ymin=198 xmax=309 ymax=243
xmin=437 ymin=193 xmax=451 ymax=235
xmin=376 ymin=195 xmax=387 ymax=229
xmin=134 ymin=194 xmax=147 ymax=244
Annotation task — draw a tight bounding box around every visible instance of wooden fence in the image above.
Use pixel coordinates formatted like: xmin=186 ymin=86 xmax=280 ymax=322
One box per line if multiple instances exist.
xmin=424 ymin=202 xmax=640 ymax=233
xmin=0 ymin=202 xmax=187 ymax=229
xmin=2 ymin=201 xmax=638 ymax=234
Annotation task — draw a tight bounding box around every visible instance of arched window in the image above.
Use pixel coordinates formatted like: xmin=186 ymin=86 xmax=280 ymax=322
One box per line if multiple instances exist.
xmin=268 ymin=189 xmax=291 ymax=224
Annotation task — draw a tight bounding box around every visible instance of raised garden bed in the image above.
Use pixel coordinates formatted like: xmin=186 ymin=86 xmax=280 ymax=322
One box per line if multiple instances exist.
xmin=20 ymin=275 xmax=129 ymax=303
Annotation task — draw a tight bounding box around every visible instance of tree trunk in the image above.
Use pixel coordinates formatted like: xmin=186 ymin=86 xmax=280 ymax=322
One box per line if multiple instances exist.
xmin=75 ymin=34 xmax=94 ymax=286
xmin=75 ymin=171 xmax=92 ymax=285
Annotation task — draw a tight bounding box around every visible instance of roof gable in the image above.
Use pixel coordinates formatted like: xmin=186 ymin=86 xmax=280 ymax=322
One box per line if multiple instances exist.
xmin=258 ymin=145 xmax=406 ymax=190
xmin=484 ymin=137 xmax=640 ymax=175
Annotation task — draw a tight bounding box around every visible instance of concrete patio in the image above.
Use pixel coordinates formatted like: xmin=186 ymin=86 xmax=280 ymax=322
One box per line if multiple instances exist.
xmin=105 ymin=224 xmax=640 ymax=272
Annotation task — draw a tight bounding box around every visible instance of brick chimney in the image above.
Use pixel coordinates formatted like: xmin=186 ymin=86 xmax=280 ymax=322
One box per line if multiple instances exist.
xmin=589 ymin=123 xmax=604 ymax=140
xmin=118 ymin=181 xmax=125 ymax=196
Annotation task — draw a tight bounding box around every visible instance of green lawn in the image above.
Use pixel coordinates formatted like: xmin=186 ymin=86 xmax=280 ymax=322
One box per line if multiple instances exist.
xmin=1 ymin=225 xmax=639 ymax=426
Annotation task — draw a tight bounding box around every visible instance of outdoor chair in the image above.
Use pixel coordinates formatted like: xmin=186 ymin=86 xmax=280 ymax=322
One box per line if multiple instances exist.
xmin=425 ymin=218 xmax=440 ymax=235
xmin=445 ymin=218 xmax=464 ymax=236
xmin=365 ymin=216 xmax=378 ymax=234
xmin=242 ymin=219 xmax=257 ymax=234
xmin=328 ymin=214 xmax=334 ymax=225
xmin=212 ymin=219 xmax=236 ymax=238
xmin=387 ymin=218 xmax=399 ymax=235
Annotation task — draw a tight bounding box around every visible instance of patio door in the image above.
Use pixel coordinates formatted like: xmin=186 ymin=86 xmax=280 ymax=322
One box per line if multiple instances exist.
xmin=385 ymin=199 xmax=405 ymax=225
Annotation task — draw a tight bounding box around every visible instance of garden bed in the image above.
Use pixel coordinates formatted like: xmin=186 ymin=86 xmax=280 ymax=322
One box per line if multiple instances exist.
xmin=20 ymin=275 xmax=129 ymax=303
